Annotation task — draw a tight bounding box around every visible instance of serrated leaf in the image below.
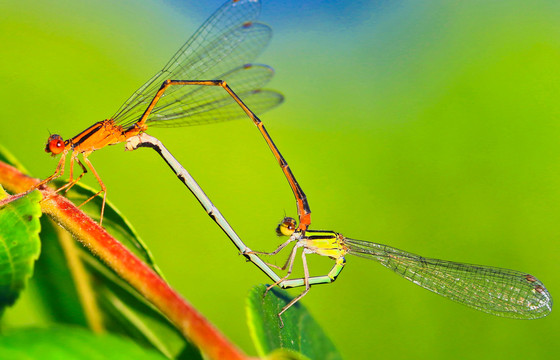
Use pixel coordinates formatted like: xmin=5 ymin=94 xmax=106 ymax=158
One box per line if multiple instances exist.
xmin=247 ymin=284 xmax=342 ymax=360
xmin=0 ymin=326 xmax=167 ymax=359
xmin=0 ymin=186 xmax=42 ymax=313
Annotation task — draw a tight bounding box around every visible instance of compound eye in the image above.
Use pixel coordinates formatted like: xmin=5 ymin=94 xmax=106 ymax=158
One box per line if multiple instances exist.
xmin=45 ymin=135 xmax=65 ymax=154
xmin=276 ymin=217 xmax=297 ymax=237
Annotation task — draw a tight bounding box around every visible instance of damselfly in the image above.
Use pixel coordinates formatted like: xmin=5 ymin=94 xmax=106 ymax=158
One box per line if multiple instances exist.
xmin=258 ymin=217 xmax=553 ymax=326
xmin=25 ymin=0 xmax=283 ymax=224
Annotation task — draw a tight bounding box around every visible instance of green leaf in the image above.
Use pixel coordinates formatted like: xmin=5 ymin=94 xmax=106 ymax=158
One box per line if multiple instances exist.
xmin=32 ymin=217 xmax=88 ymax=326
xmin=0 ymin=149 xmax=197 ymax=358
xmin=247 ymin=284 xmax=342 ymax=360
xmin=263 ymin=349 xmax=310 ymax=360
xmin=33 ymin=182 xmax=197 ymax=358
xmin=81 ymin=252 xmax=201 ymax=359
xmin=0 ymin=326 xmax=168 ymax=359
xmin=0 ymin=186 xmax=42 ymax=313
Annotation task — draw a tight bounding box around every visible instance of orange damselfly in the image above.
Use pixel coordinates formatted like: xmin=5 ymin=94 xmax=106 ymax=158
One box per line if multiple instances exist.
xmin=28 ymin=0 xmax=283 ymax=224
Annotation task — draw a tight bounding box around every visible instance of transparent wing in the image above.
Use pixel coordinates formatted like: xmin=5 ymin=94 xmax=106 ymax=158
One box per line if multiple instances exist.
xmin=112 ymin=0 xmax=275 ymax=127
xmin=146 ymin=63 xmax=282 ymax=127
xmin=344 ymin=238 xmax=553 ymax=319
xmin=149 ymin=89 xmax=283 ymax=128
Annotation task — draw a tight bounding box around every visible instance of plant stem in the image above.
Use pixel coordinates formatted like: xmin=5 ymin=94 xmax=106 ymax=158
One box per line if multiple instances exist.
xmin=0 ymin=160 xmax=252 ymax=360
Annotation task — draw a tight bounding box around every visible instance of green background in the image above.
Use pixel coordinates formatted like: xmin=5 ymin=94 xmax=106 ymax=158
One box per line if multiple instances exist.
xmin=1 ymin=0 xmax=559 ymax=359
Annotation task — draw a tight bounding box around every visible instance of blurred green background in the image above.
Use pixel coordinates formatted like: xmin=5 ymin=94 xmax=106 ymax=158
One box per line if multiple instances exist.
xmin=1 ymin=0 xmax=559 ymax=359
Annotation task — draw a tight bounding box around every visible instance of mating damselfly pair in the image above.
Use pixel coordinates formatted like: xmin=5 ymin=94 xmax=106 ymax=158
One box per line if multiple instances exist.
xmin=5 ymin=0 xmax=552 ymax=326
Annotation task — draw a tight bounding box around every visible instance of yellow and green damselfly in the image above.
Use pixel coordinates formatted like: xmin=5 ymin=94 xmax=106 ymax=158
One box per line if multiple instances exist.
xmin=258 ymin=217 xmax=552 ymax=326
xmin=245 ymin=114 xmax=553 ymax=325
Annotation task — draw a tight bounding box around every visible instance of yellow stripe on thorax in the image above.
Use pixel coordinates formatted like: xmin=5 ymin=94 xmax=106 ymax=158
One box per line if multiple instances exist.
xmin=303 ymin=230 xmax=348 ymax=259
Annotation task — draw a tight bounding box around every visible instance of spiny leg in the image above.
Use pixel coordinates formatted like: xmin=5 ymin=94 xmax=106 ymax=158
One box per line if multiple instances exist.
xmin=244 ymin=234 xmax=299 ymax=271
xmin=64 ymin=157 xmax=88 ymax=193
xmin=78 ymin=154 xmax=107 ymax=225
xmin=262 ymin=243 xmax=300 ymax=272
xmin=252 ymin=248 xmax=296 ymax=272
xmin=246 ymin=235 xmax=298 ymax=271
xmin=277 ymin=251 xmax=312 ymax=328
xmin=55 ymin=152 xmax=87 ymax=195
xmin=37 ymin=151 xmax=68 ymax=190
xmin=263 ymin=255 xmax=293 ymax=271
xmin=36 ymin=151 xmax=69 ymax=203
xmin=248 ymin=235 xmax=297 ymax=257
xmin=264 ymin=244 xmax=300 ymax=298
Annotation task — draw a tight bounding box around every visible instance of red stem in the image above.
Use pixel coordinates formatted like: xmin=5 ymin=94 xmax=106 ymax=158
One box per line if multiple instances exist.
xmin=0 ymin=160 xmax=252 ymax=360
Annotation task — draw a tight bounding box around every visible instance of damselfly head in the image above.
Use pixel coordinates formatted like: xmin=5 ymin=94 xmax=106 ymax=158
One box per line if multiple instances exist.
xmin=276 ymin=217 xmax=297 ymax=237
xmin=45 ymin=134 xmax=65 ymax=155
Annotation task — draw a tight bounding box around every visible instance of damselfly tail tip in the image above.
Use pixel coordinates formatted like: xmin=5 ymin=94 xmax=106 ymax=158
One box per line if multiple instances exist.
xmin=527 ymin=275 xmax=553 ymax=317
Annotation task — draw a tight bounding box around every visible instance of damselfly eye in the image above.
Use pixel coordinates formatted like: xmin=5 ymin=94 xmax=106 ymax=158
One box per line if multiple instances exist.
xmin=45 ymin=134 xmax=65 ymax=154
xmin=276 ymin=217 xmax=297 ymax=237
